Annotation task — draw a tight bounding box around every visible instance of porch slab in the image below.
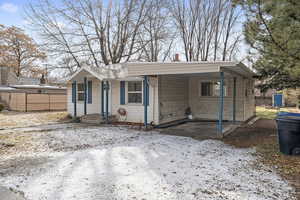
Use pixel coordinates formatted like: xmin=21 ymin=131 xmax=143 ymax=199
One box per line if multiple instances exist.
xmin=157 ymin=121 xmax=241 ymax=140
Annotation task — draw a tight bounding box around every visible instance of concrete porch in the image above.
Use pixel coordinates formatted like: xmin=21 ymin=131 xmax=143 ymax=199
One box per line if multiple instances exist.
xmin=158 ymin=121 xmax=241 ymax=140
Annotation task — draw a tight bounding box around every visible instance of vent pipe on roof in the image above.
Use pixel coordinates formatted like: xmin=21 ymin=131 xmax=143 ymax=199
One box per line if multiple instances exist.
xmin=40 ymin=74 xmax=46 ymax=85
xmin=174 ymin=54 xmax=180 ymax=62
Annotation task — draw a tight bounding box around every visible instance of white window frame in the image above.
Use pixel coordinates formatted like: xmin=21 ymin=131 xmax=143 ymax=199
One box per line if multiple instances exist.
xmin=127 ymin=81 xmax=143 ymax=104
xmin=213 ymin=81 xmax=227 ymax=97
xmin=199 ymin=81 xmax=227 ymax=97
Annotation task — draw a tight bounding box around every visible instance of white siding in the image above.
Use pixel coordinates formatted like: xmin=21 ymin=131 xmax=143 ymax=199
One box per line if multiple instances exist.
xmin=110 ymin=77 xmax=159 ymax=125
xmin=67 ymin=71 xmax=255 ymax=123
xmin=67 ymin=78 xmax=101 ymax=116
xmin=244 ymin=79 xmax=255 ymax=120
xmin=188 ymin=77 xmax=246 ymax=121
xmin=158 ymin=75 xmax=189 ymax=124
xmin=157 ymin=75 xmax=255 ymax=123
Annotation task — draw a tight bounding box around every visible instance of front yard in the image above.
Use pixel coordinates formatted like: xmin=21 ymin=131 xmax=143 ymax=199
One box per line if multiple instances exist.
xmin=224 ymin=106 xmax=300 ymax=198
xmin=0 ymin=111 xmax=70 ymax=129
xmin=0 ymin=123 xmax=295 ymax=200
xmin=0 ymin=109 xmax=298 ymax=199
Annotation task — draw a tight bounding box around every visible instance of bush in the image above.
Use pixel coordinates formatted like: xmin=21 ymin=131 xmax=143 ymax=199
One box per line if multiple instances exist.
xmin=0 ymin=104 xmax=4 ymax=112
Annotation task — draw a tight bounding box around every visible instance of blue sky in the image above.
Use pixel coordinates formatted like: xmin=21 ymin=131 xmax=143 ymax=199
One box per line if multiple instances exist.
xmin=0 ymin=0 xmax=28 ymax=28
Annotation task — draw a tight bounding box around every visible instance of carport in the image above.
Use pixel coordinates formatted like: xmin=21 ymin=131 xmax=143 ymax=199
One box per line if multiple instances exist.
xmin=67 ymin=61 xmax=255 ymax=137
xmin=135 ymin=62 xmax=256 ymax=137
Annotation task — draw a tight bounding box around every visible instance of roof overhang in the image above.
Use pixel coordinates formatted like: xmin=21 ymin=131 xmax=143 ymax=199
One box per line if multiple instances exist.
xmin=125 ymin=61 xmax=255 ymax=78
xmin=66 ymin=61 xmax=256 ymax=82
xmin=0 ymin=86 xmax=17 ymax=92
xmin=67 ymin=64 xmax=128 ymax=82
xmin=220 ymin=62 xmax=256 ymax=78
xmin=10 ymin=85 xmax=66 ymax=90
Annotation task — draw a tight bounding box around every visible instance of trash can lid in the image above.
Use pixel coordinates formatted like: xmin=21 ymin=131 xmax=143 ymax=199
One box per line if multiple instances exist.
xmin=278 ymin=112 xmax=300 ymax=117
xmin=276 ymin=115 xmax=300 ymax=122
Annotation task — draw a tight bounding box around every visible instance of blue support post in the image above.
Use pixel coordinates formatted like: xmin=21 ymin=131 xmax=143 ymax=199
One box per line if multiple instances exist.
xmin=105 ymin=81 xmax=109 ymax=123
xmin=144 ymin=75 xmax=148 ymax=127
xmin=233 ymin=77 xmax=237 ymax=122
xmin=218 ymin=72 xmax=224 ymax=134
xmin=101 ymin=81 xmax=104 ymax=117
xmin=84 ymin=77 xmax=87 ymax=115
xmin=73 ymin=81 xmax=77 ymax=117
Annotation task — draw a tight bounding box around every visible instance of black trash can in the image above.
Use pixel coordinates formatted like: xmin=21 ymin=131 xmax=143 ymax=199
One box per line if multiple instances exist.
xmin=276 ymin=113 xmax=300 ymax=155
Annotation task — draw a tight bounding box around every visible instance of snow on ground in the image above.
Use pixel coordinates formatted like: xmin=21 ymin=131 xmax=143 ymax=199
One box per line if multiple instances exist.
xmin=0 ymin=124 xmax=295 ymax=200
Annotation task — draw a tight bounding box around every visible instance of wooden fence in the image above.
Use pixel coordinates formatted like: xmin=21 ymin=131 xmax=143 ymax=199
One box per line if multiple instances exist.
xmin=0 ymin=92 xmax=67 ymax=112
xmin=255 ymin=96 xmax=272 ymax=106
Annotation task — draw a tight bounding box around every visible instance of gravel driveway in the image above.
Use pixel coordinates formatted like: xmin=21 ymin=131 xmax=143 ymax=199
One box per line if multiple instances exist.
xmin=0 ymin=124 xmax=295 ymax=200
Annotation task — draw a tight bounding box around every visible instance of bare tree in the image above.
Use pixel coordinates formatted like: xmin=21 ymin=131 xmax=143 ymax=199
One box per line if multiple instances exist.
xmin=136 ymin=0 xmax=175 ymax=62
xmin=25 ymin=0 xmax=148 ymax=70
xmin=170 ymin=0 xmax=241 ymax=61
xmin=0 ymin=24 xmax=46 ymax=76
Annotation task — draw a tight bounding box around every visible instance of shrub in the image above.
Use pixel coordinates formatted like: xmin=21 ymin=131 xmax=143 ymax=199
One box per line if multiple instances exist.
xmin=0 ymin=104 xmax=4 ymax=112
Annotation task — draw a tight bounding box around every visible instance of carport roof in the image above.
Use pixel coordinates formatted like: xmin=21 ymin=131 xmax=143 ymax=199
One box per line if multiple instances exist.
xmin=67 ymin=61 xmax=255 ymax=82
xmin=123 ymin=61 xmax=256 ymax=78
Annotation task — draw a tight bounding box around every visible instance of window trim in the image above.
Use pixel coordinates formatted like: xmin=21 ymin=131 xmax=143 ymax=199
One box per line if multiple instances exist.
xmin=77 ymin=83 xmax=85 ymax=102
xmin=126 ymin=81 xmax=143 ymax=104
xmin=199 ymin=81 xmax=227 ymax=97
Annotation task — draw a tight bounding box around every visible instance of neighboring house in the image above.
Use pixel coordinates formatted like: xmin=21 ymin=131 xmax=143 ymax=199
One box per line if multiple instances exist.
xmin=255 ymin=80 xmax=299 ymax=107
xmin=0 ymin=66 xmax=18 ymax=85
xmin=66 ymin=61 xmax=256 ymax=133
xmin=254 ymin=81 xmax=276 ymax=106
xmin=0 ymin=66 xmax=67 ymax=111
xmin=17 ymin=77 xmax=40 ymax=85
xmin=0 ymin=66 xmax=41 ymax=86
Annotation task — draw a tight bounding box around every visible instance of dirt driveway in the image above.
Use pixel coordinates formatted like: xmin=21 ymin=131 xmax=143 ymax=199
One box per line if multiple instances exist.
xmin=0 ymin=122 xmax=295 ymax=200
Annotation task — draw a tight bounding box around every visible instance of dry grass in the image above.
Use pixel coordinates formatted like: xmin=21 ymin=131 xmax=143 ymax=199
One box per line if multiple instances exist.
xmin=0 ymin=111 xmax=70 ymax=129
xmin=256 ymin=142 xmax=300 ymax=176
xmin=256 ymin=106 xmax=300 ymax=120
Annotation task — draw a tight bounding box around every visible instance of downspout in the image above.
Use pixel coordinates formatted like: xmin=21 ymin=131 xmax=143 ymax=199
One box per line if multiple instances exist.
xmin=218 ymin=72 xmax=224 ymax=135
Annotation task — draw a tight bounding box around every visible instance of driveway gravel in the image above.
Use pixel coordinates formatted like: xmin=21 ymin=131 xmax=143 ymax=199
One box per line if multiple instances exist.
xmin=0 ymin=124 xmax=295 ymax=200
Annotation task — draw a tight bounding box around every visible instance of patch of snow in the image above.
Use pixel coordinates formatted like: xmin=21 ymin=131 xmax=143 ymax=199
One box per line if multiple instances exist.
xmin=0 ymin=126 xmax=295 ymax=200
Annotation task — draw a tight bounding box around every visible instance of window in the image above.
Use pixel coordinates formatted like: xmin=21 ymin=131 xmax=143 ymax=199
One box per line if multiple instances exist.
xmin=200 ymin=81 xmax=227 ymax=97
xmin=213 ymin=82 xmax=227 ymax=96
xmin=77 ymin=83 xmax=85 ymax=101
xmin=127 ymin=81 xmax=142 ymax=103
xmin=201 ymin=82 xmax=212 ymax=96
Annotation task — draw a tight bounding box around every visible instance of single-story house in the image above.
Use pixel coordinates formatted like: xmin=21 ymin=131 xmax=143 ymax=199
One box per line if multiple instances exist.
xmin=66 ymin=61 xmax=256 ymax=134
